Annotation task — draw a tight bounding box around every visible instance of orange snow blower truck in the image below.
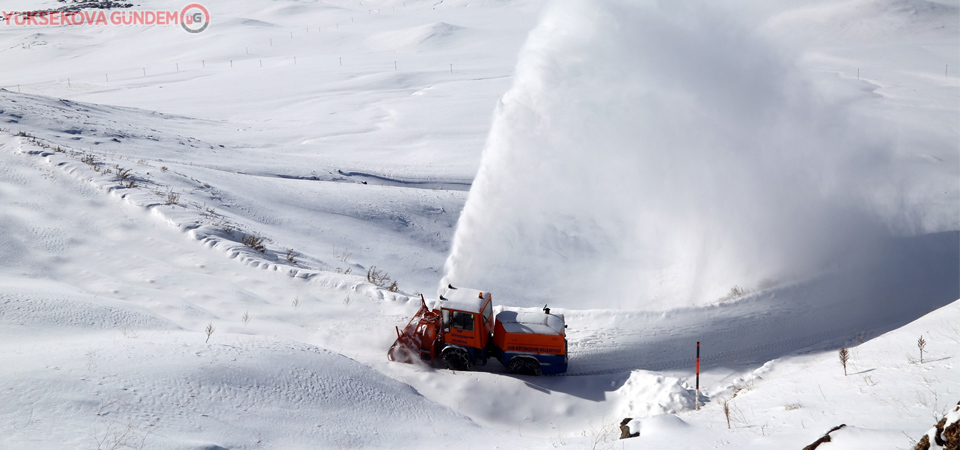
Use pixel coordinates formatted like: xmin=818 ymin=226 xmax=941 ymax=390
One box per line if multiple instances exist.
xmin=387 ymin=285 xmax=568 ymax=375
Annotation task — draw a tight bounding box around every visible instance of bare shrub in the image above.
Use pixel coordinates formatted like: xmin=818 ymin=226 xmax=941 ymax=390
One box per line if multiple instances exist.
xmin=160 ymin=166 xmax=168 ymax=172
xmin=242 ymin=234 xmax=266 ymax=253
xmin=918 ymin=336 xmax=927 ymax=364
xmin=92 ymin=400 xmax=154 ymax=450
xmin=114 ymin=165 xmax=132 ymax=182
xmin=93 ymin=420 xmax=153 ymax=450
xmin=96 ymin=393 xmax=131 ymax=417
xmin=579 ymin=421 xmax=617 ymax=450
xmin=366 ymin=266 xmax=398 ymax=292
xmin=332 ymin=246 xmax=351 ymax=263
xmin=718 ymin=285 xmax=747 ymax=302
xmin=292 ymin=296 xmax=300 ymax=309
xmin=839 ymin=348 xmax=850 ymax=376
xmin=216 ymin=219 xmax=235 ymax=234
xmin=204 ymin=322 xmax=215 ymax=343
xmin=285 ymin=248 xmax=298 ymax=265
xmin=241 ymin=310 xmax=250 ymax=325
xmin=343 ymin=294 xmax=352 ymax=307
xmin=724 ymin=400 xmax=732 ymax=429
xmin=164 ymin=191 xmax=180 ymax=205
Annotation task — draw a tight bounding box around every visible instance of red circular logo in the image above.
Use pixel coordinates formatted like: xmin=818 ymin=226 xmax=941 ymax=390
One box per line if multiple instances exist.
xmin=180 ymin=4 xmax=210 ymax=34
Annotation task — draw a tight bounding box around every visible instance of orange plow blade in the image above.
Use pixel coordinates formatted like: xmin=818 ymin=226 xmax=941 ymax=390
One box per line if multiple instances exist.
xmin=387 ymin=295 xmax=441 ymax=364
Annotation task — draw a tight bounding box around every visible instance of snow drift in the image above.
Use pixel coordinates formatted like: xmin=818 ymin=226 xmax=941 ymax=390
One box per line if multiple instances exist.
xmin=443 ymin=0 xmax=895 ymax=309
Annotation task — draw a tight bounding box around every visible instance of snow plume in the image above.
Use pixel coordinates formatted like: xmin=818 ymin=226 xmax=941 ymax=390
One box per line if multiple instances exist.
xmin=442 ymin=0 xmax=889 ymax=309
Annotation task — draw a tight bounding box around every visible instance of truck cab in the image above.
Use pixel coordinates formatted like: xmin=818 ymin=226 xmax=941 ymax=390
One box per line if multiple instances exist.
xmin=437 ymin=286 xmax=494 ymax=370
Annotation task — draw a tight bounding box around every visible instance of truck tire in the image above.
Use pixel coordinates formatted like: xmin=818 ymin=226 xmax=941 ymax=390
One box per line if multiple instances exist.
xmin=442 ymin=347 xmax=473 ymax=371
xmin=507 ymin=356 xmax=542 ymax=376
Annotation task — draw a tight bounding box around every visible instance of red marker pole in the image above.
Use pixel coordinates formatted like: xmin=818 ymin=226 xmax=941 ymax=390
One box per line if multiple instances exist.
xmin=696 ymin=341 xmax=700 ymax=411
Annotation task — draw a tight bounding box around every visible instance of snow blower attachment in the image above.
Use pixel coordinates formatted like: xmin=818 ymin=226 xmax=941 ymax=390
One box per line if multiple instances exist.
xmin=387 ymin=295 xmax=441 ymax=364
xmin=387 ymin=287 xmax=568 ymax=375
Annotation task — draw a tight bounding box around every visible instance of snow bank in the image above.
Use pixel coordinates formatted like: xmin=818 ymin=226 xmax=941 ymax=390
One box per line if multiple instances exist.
xmin=627 ymin=414 xmax=690 ymax=439
xmin=443 ymin=0 xmax=897 ymax=309
xmin=614 ymin=371 xmax=696 ymax=418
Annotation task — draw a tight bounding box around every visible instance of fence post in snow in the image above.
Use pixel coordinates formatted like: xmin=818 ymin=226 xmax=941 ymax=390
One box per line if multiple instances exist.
xmin=176 ymin=63 xmax=179 ymax=72
xmin=696 ymin=341 xmax=700 ymax=411
xmin=339 ymin=57 xmax=342 ymax=66
xmin=143 ymin=68 xmax=146 ymax=76
xmin=68 ymin=78 xmax=71 ymax=87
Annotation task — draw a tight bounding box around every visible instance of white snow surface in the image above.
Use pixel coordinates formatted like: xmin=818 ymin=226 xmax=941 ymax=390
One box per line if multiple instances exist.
xmin=0 ymin=0 xmax=957 ymax=449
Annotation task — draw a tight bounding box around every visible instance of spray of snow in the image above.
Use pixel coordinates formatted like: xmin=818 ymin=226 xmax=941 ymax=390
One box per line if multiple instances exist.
xmin=443 ymin=0 xmax=891 ymax=309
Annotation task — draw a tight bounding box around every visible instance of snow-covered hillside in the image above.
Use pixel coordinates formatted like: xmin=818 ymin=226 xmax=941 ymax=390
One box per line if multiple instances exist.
xmin=0 ymin=0 xmax=957 ymax=448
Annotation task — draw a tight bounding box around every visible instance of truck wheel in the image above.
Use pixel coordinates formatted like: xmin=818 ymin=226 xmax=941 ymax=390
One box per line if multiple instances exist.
xmin=507 ymin=356 xmax=542 ymax=376
xmin=441 ymin=347 xmax=473 ymax=371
